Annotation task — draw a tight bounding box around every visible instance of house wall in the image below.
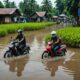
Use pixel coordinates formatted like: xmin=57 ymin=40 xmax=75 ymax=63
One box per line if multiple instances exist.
xmin=0 ymin=16 xmax=4 ymax=23
xmin=37 ymin=17 xmax=40 ymax=22
xmin=5 ymin=16 xmax=12 ymax=23
xmin=37 ymin=17 xmax=47 ymax=22
xmin=0 ymin=9 xmax=21 ymax=24
xmin=31 ymin=14 xmax=37 ymax=18
xmin=0 ymin=15 xmax=20 ymax=24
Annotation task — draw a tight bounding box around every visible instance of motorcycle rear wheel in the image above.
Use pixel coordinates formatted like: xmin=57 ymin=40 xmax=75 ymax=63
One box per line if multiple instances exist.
xmin=23 ymin=50 xmax=29 ymax=55
xmin=61 ymin=50 xmax=66 ymax=56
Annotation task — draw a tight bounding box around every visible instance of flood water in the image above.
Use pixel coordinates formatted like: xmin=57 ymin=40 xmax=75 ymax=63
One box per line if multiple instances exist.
xmin=0 ymin=25 xmax=80 ymax=80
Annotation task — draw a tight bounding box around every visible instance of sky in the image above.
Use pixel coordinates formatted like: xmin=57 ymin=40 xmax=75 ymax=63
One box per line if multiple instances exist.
xmin=0 ymin=0 xmax=56 ymax=7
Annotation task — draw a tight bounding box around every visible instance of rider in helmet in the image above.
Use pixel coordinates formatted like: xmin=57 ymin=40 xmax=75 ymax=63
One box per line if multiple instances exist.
xmin=14 ymin=29 xmax=26 ymax=54
xmin=50 ymin=31 xmax=61 ymax=56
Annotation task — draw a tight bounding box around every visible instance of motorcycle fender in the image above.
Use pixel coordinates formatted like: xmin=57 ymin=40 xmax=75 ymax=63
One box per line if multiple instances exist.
xmin=44 ymin=51 xmax=49 ymax=53
xmin=6 ymin=50 xmax=10 ymax=53
xmin=26 ymin=45 xmax=30 ymax=50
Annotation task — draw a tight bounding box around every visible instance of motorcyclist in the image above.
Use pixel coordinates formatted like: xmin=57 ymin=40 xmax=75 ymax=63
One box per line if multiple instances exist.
xmin=14 ymin=29 xmax=26 ymax=54
xmin=50 ymin=31 xmax=61 ymax=55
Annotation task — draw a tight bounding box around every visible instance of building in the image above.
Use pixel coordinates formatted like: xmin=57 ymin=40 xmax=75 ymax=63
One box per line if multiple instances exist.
xmin=52 ymin=16 xmax=58 ymax=22
xmin=59 ymin=14 xmax=67 ymax=22
xmin=30 ymin=12 xmax=47 ymax=22
xmin=0 ymin=8 xmax=21 ymax=24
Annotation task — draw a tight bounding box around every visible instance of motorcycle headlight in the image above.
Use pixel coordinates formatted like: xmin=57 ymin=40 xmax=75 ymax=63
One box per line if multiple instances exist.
xmin=15 ymin=43 xmax=18 ymax=46
xmin=9 ymin=45 xmax=13 ymax=48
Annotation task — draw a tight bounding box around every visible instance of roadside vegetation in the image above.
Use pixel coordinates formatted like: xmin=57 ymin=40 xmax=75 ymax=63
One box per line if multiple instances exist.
xmin=45 ymin=27 xmax=80 ymax=47
xmin=0 ymin=22 xmax=55 ymax=37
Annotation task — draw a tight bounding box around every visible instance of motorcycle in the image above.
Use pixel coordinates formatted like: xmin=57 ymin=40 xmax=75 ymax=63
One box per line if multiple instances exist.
xmin=4 ymin=41 xmax=30 ymax=58
xmin=42 ymin=41 xmax=66 ymax=59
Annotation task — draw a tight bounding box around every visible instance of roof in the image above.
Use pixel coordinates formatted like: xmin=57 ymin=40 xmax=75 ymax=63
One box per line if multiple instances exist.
xmin=52 ymin=16 xmax=58 ymax=18
xmin=0 ymin=8 xmax=21 ymax=15
xmin=59 ymin=14 xmax=66 ymax=17
xmin=36 ymin=12 xmax=46 ymax=17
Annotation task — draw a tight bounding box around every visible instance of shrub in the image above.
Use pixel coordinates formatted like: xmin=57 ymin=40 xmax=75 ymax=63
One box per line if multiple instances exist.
xmin=0 ymin=29 xmax=7 ymax=37
xmin=57 ymin=27 xmax=80 ymax=47
xmin=45 ymin=27 xmax=80 ymax=47
xmin=0 ymin=22 xmax=55 ymax=37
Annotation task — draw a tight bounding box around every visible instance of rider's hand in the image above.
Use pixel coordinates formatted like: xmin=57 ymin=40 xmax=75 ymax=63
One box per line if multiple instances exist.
xmin=18 ymin=41 xmax=21 ymax=43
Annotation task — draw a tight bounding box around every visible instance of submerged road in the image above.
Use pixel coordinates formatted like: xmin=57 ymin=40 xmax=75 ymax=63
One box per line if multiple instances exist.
xmin=0 ymin=25 xmax=80 ymax=80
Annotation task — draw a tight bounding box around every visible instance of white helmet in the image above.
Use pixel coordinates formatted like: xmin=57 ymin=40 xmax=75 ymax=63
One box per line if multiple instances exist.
xmin=17 ymin=29 xmax=23 ymax=33
xmin=51 ymin=31 xmax=57 ymax=35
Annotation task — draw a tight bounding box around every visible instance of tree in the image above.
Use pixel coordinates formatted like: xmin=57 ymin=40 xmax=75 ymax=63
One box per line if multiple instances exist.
xmin=19 ymin=0 xmax=39 ymax=19
xmin=4 ymin=0 xmax=11 ymax=8
xmin=19 ymin=1 xmax=24 ymax=13
xmin=55 ymin=0 xmax=65 ymax=15
xmin=41 ymin=0 xmax=53 ymax=19
xmin=66 ymin=0 xmax=80 ymax=25
xmin=0 ymin=1 xmax=4 ymax=8
xmin=19 ymin=0 xmax=31 ymax=18
xmin=10 ymin=1 xmax=16 ymax=8
xmin=29 ymin=0 xmax=40 ymax=13
xmin=52 ymin=8 xmax=59 ymax=16
xmin=4 ymin=0 xmax=16 ymax=8
xmin=66 ymin=0 xmax=80 ymax=17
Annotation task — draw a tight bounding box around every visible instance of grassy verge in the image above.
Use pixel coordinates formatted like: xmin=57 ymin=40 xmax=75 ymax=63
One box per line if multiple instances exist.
xmin=45 ymin=27 xmax=80 ymax=48
xmin=0 ymin=22 xmax=55 ymax=37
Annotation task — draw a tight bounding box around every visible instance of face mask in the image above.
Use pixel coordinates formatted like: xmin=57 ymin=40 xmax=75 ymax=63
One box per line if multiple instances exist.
xmin=52 ymin=34 xmax=56 ymax=37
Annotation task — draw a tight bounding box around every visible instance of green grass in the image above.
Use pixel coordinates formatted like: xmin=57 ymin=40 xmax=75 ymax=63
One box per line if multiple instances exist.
xmin=0 ymin=22 xmax=55 ymax=37
xmin=45 ymin=34 xmax=51 ymax=43
xmin=45 ymin=27 xmax=80 ymax=47
xmin=57 ymin=27 xmax=80 ymax=47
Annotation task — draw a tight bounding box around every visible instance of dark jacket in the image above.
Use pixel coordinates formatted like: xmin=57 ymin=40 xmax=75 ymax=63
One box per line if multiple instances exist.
xmin=16 ymin=34 xmax=26 ymax=45
xmin=51 ymin=36 xmax=61 ymax=46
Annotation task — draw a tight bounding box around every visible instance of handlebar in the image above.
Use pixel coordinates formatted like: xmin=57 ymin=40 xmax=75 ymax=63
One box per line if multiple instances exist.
xmin=11 ymin=41 xmax=19 ymax=44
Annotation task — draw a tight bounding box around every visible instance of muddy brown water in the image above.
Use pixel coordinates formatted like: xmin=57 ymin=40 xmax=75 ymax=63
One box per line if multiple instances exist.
xmin=0 ymin=25 xmax=80 ymax=80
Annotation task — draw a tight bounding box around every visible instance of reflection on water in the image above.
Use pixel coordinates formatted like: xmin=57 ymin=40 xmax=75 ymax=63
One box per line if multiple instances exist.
xmin=4 ymin=56 xmax=29 ymax=77
xmin=0 ymin=25 xmax=80 ymax=80
xmin=42 ymin=51 xmax=80 ymax=80
xmin=42 ymin=59 xmax=74 ymax=80
xmin=44 ymin=59 xmax=64 ymax=77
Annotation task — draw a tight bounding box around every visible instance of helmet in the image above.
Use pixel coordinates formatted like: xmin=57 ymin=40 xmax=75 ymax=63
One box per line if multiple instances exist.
xmin=17 ymin=29 xmax=23 ymax=33
xmin=51 ymin=31 xmax=57 ymax=35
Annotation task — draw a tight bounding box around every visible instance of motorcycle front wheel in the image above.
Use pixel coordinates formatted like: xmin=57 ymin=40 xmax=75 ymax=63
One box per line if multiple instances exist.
xmin=4 ymin=51 xmax=11 ymax=58
xmin=42 ymin=52 xmax=49 ymax=59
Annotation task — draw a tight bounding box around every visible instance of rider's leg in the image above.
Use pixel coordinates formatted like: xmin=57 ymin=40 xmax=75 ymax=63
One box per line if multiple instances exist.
xmin=54 ymin=45 xmax=60 ymax=55
xmin=52 ymin=45 xmax=60 ymax=56
xmin=16 ymin=44 xmax=20 ymax=51
xmin=52 ymin=45 xmax=56 ymax=56
xmin=16 ymin=43 xmax=23 ymax=55
xmin=19 ymin=44 xmax=26 ymax=54
xmin=19 ymin=44 xmax=25 ymax=50
xmin=19 ymin=44 xmax=24 ymax=54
